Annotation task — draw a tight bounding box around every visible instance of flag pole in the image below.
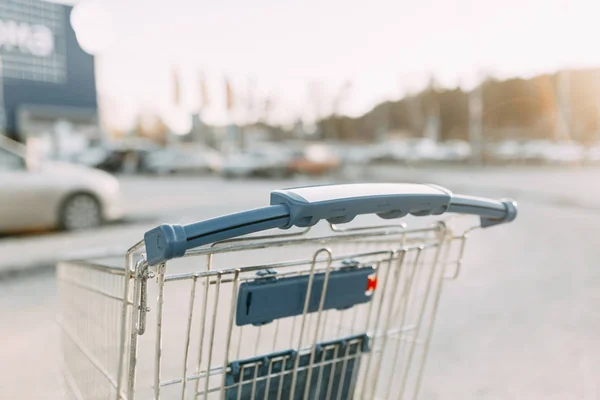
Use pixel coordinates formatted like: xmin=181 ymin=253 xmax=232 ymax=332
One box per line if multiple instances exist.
xmin=168 ymin=65 xmax=182 ymax=147
xmin=468 ymin=73 xmax=484 ymax=165
xmin=224 ymin=76 xmax=235 ymax=153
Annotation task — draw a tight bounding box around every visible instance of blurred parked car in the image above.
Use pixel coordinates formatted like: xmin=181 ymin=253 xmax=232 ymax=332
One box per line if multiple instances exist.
xmin=586 ymin=143 xmax=600 ymax=164
xmin=368 ymin=141 xmax=410 ymax=164
xmin=520 ymin=140 xmax=554 ymax=164
xmin=221 ymin=148 xmax=292 ymax=178
xmin=288 ymin=144 xmax=340 ymax=176
xmin=518 ymin=140 xmax=585 ymax=165
xmin=0 ymin=137 xmax=123 ymax=232
xmin=76 ymin=139 xmax=159 ymax=173
xmin=543 ymin=140 xmax=585 ymax=164
xmin=438 ymin=140 xmax=471 ymax=162
xmin=341 ymin=145 xmax=379 ymax=165
xmin=489 ymin=140 xmax=523 ymax=163
xmin=143 ymin=145 xmax=222 ymax=175
xmin=489 ymin=139 xmax=585 ymax=165
xmin=369 ymin=138 xmax=473 ymax=164
xmin=406 ymin=138 xmax=442 ymax=162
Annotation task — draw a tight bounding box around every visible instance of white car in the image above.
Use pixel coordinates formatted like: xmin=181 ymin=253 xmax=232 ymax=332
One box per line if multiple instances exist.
xmin=490 ymin=140 xmax=523 ymax=163
xmin=586 ymin=143 xmax=600 ymax=163
xmin=221 ymin=148 xmax=292 ymax=178
xmin=438 ymin=140 xmax=471 ymax=162
xmin=543 ymin=140 xmax=585 ymax=164
xmin=520 ymin=139 xmax=554 ymax=163
xmin=405 ymin=138 xmax=442 ymax=162
xmin=144 ymin=145 xmax=222 ymax=175
xmin=0 ymin=137 xmax=123 ymax=232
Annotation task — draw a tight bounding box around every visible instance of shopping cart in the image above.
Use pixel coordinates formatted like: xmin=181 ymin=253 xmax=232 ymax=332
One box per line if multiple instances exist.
xmin=58 ymin=183 xmax=517 ymax=400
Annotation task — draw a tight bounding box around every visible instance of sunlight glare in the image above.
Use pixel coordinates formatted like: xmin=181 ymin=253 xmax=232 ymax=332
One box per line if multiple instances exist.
xmin=70 ymin=1 xmax=116 ymax=55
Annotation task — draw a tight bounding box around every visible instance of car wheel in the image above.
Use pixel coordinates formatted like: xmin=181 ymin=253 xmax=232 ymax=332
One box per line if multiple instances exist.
xmin=60 ymin=193 xmax=103 ymax=231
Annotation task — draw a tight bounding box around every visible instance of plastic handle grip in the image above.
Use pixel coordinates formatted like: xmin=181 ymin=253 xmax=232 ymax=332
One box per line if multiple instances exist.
xmin=448 ymin=194 xmax=517 ymax=227
xmin=143 ymin=183 xmax=517 ymax=265
xmin=270 ymin=183 xmax=453 ymax=228
xmin=144 ymin=205 xmax=290 ymax=266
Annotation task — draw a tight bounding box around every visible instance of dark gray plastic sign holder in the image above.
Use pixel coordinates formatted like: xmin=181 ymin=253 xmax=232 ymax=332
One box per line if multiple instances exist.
xmin=144 ymin=183 xmax=517 ymax=266
xmin=236 ymin=265 xmax=376 ymax=327
xmin=224 ymin=334 xmax=369 ymax=400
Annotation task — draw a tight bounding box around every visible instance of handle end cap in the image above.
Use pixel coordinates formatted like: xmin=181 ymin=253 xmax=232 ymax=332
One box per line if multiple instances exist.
xmin=481 ymin=199 xmax=518 ymax=228
xmin=144 ymin=224 xmax=187 ymax=265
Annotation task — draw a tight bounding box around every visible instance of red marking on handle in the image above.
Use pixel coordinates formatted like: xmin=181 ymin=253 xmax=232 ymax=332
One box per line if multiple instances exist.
xmin=366 ymin=275 xmax=378 ymax=292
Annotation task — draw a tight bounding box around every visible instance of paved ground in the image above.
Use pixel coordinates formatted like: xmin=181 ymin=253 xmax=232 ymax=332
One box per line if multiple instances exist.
xmin=1 ymin=166 xmax=599 ymax=399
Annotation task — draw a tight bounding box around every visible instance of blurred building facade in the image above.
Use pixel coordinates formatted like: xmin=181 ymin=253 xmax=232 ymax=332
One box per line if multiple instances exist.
xmin=0 ymin=0 xmax=97 ymax=159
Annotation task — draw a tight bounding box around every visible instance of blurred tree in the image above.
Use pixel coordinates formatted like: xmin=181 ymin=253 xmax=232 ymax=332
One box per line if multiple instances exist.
xmin=172 ymin=67 xmax=182 ymax=107
xmin=134 ymin=112 xmax=169 ymax=145
xmin=438 ymin=88 xmax=468 ymax=141
xmin=280 ymin=68 xmax=600 ymax=144
xmin=568 ymin=69 xmax=600 ymax=143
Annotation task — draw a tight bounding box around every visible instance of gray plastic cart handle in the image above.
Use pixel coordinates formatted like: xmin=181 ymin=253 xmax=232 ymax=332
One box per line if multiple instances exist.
xmin=144 ymin=183 xmax=517 ymax=265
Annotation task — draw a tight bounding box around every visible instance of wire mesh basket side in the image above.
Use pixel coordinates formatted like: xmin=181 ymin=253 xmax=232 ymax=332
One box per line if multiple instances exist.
xmin=58 ymin=261 xmax=133 ymax=400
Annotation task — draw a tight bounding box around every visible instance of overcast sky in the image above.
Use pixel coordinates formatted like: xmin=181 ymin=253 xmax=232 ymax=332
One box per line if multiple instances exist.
xmin=59 ymin=0 xmax=600 ymax=130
